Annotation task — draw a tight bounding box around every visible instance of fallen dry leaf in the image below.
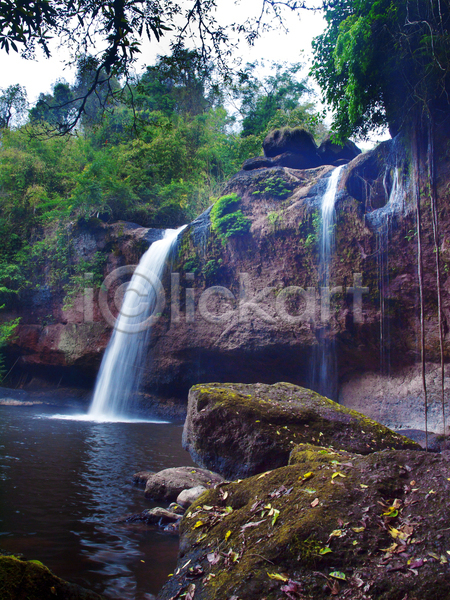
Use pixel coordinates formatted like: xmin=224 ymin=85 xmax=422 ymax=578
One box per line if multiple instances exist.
xmin=267 ymin=572 xmax=289 ymax=582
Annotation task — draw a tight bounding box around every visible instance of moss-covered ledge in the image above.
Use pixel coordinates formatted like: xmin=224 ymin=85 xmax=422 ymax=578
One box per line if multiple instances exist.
xmin=158 ymin=444 xmax=450 ymax=600
xmin=182 ymin=382 xmax=420 ymax=479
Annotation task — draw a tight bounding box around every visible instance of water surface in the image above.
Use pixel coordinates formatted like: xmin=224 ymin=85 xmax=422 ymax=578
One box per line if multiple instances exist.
xmin=0 ymin=402 xmax=193 ymax=598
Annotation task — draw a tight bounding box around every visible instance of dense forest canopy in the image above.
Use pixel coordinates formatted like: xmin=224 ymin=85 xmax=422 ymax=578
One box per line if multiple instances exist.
xmin=0 ymin=0 xmax=318 ymax=132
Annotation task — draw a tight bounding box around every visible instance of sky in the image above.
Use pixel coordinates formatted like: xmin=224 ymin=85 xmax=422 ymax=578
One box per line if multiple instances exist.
xmin=1 ymin=2 xmax=326 ymax=103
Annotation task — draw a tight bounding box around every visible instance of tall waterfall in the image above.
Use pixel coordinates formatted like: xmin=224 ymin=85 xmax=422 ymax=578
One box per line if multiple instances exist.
xmin=311 ymin=165 xmax=345 ymax=399
xmin=89 ymin=226 xmax=186 ymax=420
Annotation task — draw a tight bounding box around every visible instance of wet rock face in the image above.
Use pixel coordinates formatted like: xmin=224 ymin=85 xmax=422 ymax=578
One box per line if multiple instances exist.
xmin=340 ymin=363 xmax=450 ymax=435
xmin=158 ymin=445 xmax=450 ymax=600
xmin=182 ymin=382 xmax=420 ymax=479
xmin=6 ymin=132 xmax=450 ymax=428
xmin=4 ymin=220 xmax=163 ymax=387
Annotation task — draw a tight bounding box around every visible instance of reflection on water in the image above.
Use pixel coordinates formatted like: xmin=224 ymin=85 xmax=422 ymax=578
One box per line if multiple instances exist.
xmin=50 ymin=414 xmax=168 ymax=424
xmin=0 ymin=404 xmax=194 ymax=598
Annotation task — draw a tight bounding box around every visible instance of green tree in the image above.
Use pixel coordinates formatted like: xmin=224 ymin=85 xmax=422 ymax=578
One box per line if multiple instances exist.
xmin=311 ymin=0 xmax=450 ymax=140
xmin=230 ymin=61 xmax=326 ymax=159
xmin=235 ymin=62 xmax=312 ymax=137
xmin=29 ymin=82 xmax=75 ymax=130
xmin=136 ymin=47 xmax=220 ymax=118
xmin=72 ymin=55 xmax=122 ymax=129
xmin=0 ymin=84 xmax=28 ymax=129
xmin=0 ymin=312 xmax=20 ymax=382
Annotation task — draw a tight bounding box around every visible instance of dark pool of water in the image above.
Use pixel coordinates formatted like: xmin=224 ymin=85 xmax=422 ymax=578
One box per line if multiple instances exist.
xmin=0 ymin=402 xmax=194 ymax=599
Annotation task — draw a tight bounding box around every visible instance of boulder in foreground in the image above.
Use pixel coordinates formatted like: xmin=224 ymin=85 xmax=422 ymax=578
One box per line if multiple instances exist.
xmin=0 ymin=555 xmax=103 ymax=600
xmin=182 ymin=382 xmax=420 ymax=479
xmin=144 ymin=466 xmax=224 ymax=502
xmin=158 ymin=444 xmax=450 ymax=600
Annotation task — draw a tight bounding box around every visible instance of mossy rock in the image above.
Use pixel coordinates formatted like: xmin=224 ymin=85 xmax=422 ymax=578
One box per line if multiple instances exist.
xmin=158 ymin=445 xmax=450 ymax=600
xmin=263 ymin=128 xmax=320 ymax=166
xmin=0 ymin=555 xmax=103 ymax=599
xmin=182 ymin=382 xmax=420 ymax=479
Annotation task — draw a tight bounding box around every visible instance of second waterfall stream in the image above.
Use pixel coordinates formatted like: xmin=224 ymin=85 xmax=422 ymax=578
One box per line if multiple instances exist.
xmin=89 ymin=225 xmax=187 ymax=420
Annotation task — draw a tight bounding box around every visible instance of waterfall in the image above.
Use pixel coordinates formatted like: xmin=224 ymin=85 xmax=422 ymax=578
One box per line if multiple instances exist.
xmin=89 ymin=226 xmax=186 ymax=420
xmin=375 ymin=167 xmax=404 ymax=374
xmin=320 ymin=165 xmax=344 ymax=285
xmin=311 ymin=165 xmax=345 ymax=399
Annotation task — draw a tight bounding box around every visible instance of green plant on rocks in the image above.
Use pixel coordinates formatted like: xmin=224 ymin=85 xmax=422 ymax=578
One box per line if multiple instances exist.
xmin=252 ymin=175 xmax=293 ymax=199
xmin=210 ymin=193 xmax=251 ymax=245
xmin=0 ymin=554 xmax=102 ymax=599
xmin=202 ymin=258 xmax=223 ymax=279
xmin=267 ymin=211 xmax=282 ymax=232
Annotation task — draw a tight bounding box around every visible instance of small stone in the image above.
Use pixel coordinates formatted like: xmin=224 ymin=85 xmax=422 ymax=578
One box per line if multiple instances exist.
xmin=177 ymin=486 xmax=207 ymax=508
xmin=168 ymin=502 xmax=186 ymax=515
xmin=142 ymin=507 xmax=181 ymax=525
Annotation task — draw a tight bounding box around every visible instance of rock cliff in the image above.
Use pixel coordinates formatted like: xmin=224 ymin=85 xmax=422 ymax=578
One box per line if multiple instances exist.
xmin=4 ymin=130 xmax=450 ymax=432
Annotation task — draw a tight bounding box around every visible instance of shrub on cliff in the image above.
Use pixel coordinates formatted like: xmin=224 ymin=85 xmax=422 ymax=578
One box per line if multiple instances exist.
xmin=210 ymin=193 xmax=251 ymax=244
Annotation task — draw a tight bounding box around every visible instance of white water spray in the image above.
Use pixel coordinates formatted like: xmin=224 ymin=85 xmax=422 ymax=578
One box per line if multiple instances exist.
xmin=88 ymin=225 xmax=186 ymax=420
xmin=312 ymin=165 xmax=345 ymax=398
xmin=320 ymin=165 xmax=345 ymax=283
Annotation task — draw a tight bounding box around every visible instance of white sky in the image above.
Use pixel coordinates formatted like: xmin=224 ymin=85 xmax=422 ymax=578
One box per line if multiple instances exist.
xmin=0 ymin=2 xmax=326 ymax=103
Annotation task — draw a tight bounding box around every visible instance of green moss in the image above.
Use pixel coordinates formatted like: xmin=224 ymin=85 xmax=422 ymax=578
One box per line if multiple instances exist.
xmin=0 ymin=554 xmax=102 ymax=599
xmin=252 ymin=176 xmax=293 ymax=199
xmin=178 ymin=455 xmax=373 ymax=598
xmin=210 ymin=193 xmax=251 ymax=245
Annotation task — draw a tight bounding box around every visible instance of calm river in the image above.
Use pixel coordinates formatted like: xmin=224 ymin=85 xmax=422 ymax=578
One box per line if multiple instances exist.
xmin=0 ymin=401 xmax=194 ymax=599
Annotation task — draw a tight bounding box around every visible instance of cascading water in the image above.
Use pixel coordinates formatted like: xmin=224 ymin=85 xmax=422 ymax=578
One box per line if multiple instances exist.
xmin=311 ymin=165 xmax=345 ymax=399
xmin=89 ymin=225 xmax=187 ymax=421
xmin=378 ymin=168 xmax=402 ymax=374
xmin=367 ymin=167 xmax=406 ymax=375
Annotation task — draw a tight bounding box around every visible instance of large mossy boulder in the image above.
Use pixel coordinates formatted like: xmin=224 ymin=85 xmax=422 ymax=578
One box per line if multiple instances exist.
xmin=262 ymin=127 xmax=321 ymax=168
xmin=182 ymin=382 xmax=420 ymax=479
xmin=158 ymin=444 xmax=450 ymax=600
xmin=0 ymin=555 xmax=103 ymax=600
